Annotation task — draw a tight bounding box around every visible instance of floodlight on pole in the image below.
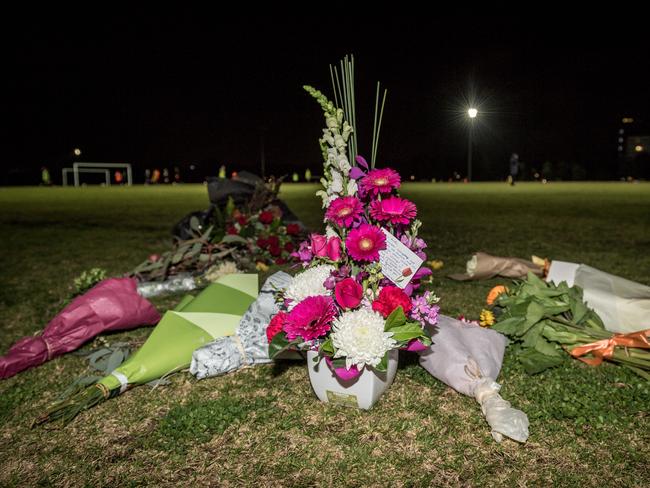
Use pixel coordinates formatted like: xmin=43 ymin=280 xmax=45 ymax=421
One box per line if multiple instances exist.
xmin=73 ymin=148 xmax=82 ymax=157
xmin=467 ymin=108 xmax=477 ymax=181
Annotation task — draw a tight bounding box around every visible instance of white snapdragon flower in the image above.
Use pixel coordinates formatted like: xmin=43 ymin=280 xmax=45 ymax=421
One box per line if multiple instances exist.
xmin=331 ymin=308 xmax=397 ymax=369
xmin=333 ymin=134 xmax=346 ymax=150
xmin=321 ymin=131 xmax=335 ymax=147
xmin=325 ymin=225 xmax=338 ymax=239
xmin=342 ymin=122 xmax=353 ymax=142
xmin=316 ymin=190 xmax=333 ymax=208
xmin=337 ymin=155 xmax=351 ymax=175
xmin=329 ymin=169 xmax=343 ymax=194
xmin=346 ymin=179 xmax=358 ymax=196
xmin=326 ymin=115 xmax=339 ymax=129
xmin=284 ymin=264 xmax=335 ymax=307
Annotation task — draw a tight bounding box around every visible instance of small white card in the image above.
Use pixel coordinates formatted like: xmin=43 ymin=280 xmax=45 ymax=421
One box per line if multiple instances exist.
xmin=378 ymin=228 xmax=424 ymax=289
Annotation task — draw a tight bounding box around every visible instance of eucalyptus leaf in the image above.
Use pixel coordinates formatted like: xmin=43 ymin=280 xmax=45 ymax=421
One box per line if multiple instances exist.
xmin=221 ymin=235 xmax=248 ymax=245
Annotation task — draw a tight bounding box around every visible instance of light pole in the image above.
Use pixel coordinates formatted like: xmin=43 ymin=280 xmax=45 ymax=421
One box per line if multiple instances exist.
xmin=467 ymin=108 xmax=477 ymax=181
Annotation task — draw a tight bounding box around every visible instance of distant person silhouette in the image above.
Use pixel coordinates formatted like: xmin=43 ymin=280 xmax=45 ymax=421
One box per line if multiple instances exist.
xmin=152 ymin=168 xmax=161 ymax=184
xmin=115 ymin=170 xmax=123 ymax=185
xmin=509 ymin=153 xmax=520 ymax=186
xmin=41 ymin=166 xmax=51 ymax=186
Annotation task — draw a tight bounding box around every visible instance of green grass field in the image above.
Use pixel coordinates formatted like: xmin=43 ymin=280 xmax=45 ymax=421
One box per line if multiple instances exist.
xmin=1 ymin=183 xmax=649 ymax=486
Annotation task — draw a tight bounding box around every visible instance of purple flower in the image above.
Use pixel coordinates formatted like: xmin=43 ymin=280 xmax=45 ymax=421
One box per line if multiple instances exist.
xmin=410 ymin=291 xmax=440 ymax=326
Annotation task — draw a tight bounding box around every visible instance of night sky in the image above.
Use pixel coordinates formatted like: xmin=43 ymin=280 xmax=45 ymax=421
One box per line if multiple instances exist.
xmin=6 ymin=12 xmax=650 ymax=184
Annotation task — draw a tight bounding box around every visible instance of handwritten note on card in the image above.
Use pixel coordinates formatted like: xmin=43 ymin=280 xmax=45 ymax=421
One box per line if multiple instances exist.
xmin=378 ymin=228 xmax=424 ymax=289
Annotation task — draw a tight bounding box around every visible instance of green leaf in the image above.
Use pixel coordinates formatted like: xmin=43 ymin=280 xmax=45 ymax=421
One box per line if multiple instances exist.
xmin=375 ymin=352 xmax=389 ymax=372
xmin=533 ymin=338 xmax=564 ymax=357
xmin=105 ymin=350 xmax=125 ymax=373
xmin=384 ymin=306 xmax=407 ymax=331
xmin=225 ymin=197 xmax=235 ymax=217
xmin=319 ymin=337 xmax=335 ymax=356
xmin=517 ymin=348 xmax=565 ymax=374
xmin=387 ymin=322 xmax=426 ymax=342
xmin=524 ymin=301 xmax=546 ymax=328
xmin=221 ymin=234 xmax=248 ymax=245
xmin=521 ymin=322 xmax=544 ymax=348
xmin=268 ymin=332 xmax=299 ymax=359
xmin=570 ymin=298 xmax=589 ymax=324
xmin=492 ymin=316 xmax=526 ymax=335
xmin=330 ymin=358 xmax=347 ymax=369
xmin=189 ymin=216 xmax=201 ymax=232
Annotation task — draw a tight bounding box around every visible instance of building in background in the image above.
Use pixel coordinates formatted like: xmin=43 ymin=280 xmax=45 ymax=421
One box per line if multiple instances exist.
xmin=617 ymin=117 xmax=650 ymax=179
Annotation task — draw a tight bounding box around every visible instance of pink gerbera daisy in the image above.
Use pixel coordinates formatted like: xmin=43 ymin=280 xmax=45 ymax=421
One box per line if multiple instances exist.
xmin=359 ymin=168 xmax=400 ymax=196
xmin=283 ymin=296 xmax=337 ymax=341
xmin=325 ymin=196 xmax=363 ymax=228
xmin=345 ymin=224 xmax=387 ymax=262
xmin=370 ymin=196 xmax=417 ymax=225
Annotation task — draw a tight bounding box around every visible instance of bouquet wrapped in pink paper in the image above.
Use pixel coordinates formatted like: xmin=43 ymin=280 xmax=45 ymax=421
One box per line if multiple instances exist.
xmin=0 ymin=278 xmax=160 ymax=379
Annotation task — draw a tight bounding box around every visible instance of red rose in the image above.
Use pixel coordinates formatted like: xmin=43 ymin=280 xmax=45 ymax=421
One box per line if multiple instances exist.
xmin=259 ymin=211 xmax=274 ymax=225
xmin=275 ymin=257 xmax=286 ymax=265
xmin=372 ymin=286 xmax=412 ymax=318
xmin=284 ymin=241 xmax=295 ymax=252
xmin=286 ymin=223 xmax=300 ymax=235
xmin=256 ymin=237 xmax=269 ymax=249
xmin=335 ymin=278 xmax=363 ymax=309
xmin=226 ymin=226 xmax=238 ymax=235
xmin=266 ymin=312 xmax=287 ymax=342
xmin=269 ymin=245 xmax=281 ymax=257
xmin=237 ymin=215 xmax=248 ymax=226
xmin=267 ymin=235 xmax=280 ymax=248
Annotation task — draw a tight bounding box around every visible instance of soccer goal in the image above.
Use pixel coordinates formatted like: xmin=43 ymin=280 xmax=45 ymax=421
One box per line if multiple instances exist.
xmin=71 ymin=162 xmax=133 ymax=187
xmin=62 ymin=168 xmax=111 ymax=186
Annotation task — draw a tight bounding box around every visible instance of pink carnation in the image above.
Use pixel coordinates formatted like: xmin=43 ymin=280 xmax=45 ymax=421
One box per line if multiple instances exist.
xmin=345 ymin=224 xmax=386 ymax=262
xmin=283 ymin=296 xmax=337 ymax=341
xmin=370 ymin=196 xmax=417 ymax=225
xmin=359 ymin=168 xmax=400 ymax=196
xmin=325 ymin=196 xmax=363 ymax=228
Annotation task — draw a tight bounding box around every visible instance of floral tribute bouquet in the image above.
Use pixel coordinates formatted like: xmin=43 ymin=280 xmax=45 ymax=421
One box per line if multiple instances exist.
xmin=267 ymin=83 xmax=439 ymax=380
xmin=130 ymin=182 xmax=303 ymax=285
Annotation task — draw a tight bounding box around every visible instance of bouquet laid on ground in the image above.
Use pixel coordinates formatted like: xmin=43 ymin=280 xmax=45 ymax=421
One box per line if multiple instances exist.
xmin=266 ymin=86 xmax=438 ymax=379
xmin=0 ymin=277 xmax=160 ymax=379
xmin=34 ymin=274 xmax=258 ymax=426
xmin=130 ymin=177 xmax=303 ymax=289
xmin=489 ymin=273 xmax=650 ymax=379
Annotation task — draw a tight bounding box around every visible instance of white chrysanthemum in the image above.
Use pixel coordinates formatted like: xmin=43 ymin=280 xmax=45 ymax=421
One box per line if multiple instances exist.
xmin=284 ymin=264 xmax=334 ymax=307
xmin=331 ymin=308 xmax=397 ymax=369
xmin=203 ymin=261 xmax=240 ymax=282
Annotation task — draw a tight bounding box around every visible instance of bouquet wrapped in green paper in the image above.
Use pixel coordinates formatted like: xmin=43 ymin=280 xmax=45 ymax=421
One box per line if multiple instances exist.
xmin=34 ymin=274 xmax=258 ymax=426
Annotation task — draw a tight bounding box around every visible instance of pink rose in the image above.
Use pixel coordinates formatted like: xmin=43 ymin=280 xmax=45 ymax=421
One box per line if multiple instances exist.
xmin=310 ymin=233 xmax=328 ymax=257
xmin=326 ymin=236 xmax=342 ymax=262
xmin=335 ymin=278 xmax=363 ymax=309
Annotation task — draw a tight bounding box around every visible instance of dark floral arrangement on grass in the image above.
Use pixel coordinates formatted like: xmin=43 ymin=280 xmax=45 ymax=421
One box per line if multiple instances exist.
xmin=267 ymin=65 xmax=440 ymax=379
xmin=129 ymin=177 xmax=303 ymax=283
